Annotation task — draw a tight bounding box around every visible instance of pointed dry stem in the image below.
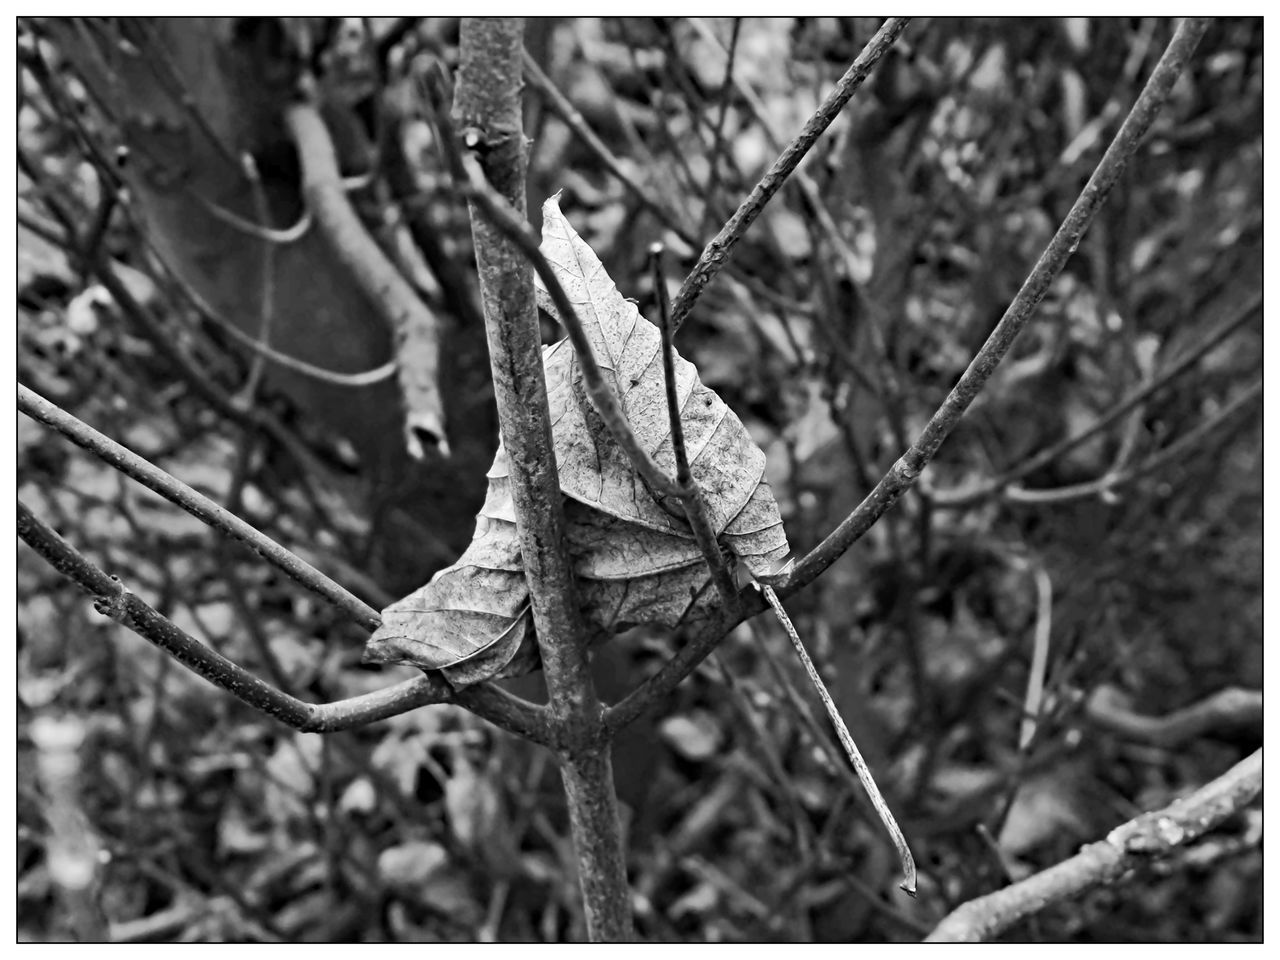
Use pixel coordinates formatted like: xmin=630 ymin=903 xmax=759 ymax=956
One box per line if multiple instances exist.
xmin=759 ymin=584 xmax=917 ymax=895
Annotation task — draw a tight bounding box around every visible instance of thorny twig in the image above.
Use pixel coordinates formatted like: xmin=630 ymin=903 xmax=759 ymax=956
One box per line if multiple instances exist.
xmin=784 ymin=18 xmax=1212 ymax=594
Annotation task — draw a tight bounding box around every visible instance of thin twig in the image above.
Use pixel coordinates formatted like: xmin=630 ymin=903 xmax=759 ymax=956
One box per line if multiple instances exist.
xmin=650 ymin=243 xmax=740 ymax=609
xmin=237 ymin=152 xmax=275 ymax=401
xmin=19 ymin=383 xmax=381 ymax=631
xmin=783 ymin=18 xmax=1212 ymax=595
xmin=17 ymin=499 xmax=444 ymax=732
xmin=146 ymin=244 xmax=399 ymax=388
xmin=1085 ymin=684 xmax=1262 ymax=747
xmin=1018 ymin=567 xmax=1053 ymax=750
xmin=930 ymin=288 xmax=1262 ymax=507
xmin=700 ymin=17 xmax=743 ymax=237
xmin=454 ymin=153 xmax=684 ymax=501
xmin=758 ymin=583 xmax=917 ymax=895
xmin=1003 ymin=376 xmax=1260 ymax=504
xmin=190 ymin=191 xmax=313 ymax=243
xmin=926 ymin=748 xmax=1262 ymax=942
xmin=522 ymin=49 xmax=684 ymax=233
xmin=668 ymin=18 xmax=910 ymax=332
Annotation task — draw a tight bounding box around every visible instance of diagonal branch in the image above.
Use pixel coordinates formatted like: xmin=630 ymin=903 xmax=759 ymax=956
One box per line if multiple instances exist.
xmin=17 ymin=499 xmax=552 ymax=742
xmin=783 ymin=17 xmax=1212 ymax=595
xmin=668 ymin=17 xmax=910 ymax=332
xmin=930 ymin=288 xmax=1262 ymax=508
xmin=19 ymin=382 xmax=381 ymax=631
xmin=926 ymin=748 xmax=1262 ymax=942
xmin=1002 ymin=375 xmax=1260 ymax=504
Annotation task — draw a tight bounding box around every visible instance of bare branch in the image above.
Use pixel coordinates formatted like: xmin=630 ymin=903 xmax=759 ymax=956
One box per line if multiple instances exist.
xmin=455 ymin=17 xmax=633 ymax=942
xmin=452 ymin=154 xmax=684 ymax=500
xmin=284 ymin=93 xmax=445 ymax=453
xmin=784 ymin=18 xmax=1212 ymax=595
xmin=926 ymin=748 xmax=1262 ymax=942
xmin=1085 ymin=684 xmax=1262 ymax=747
xmin=1002 ymin=375 xmax=1260 ymax=504
xmin=651 ymin=243 xmax=740 ymax=610
xmin=19 ymin=383 xmax=381 ymax=631
xmin=930 ymin=288 xmax=1262 ymax=508
xmin=17 ymin=499 xmax=443 ymax=731
xmin=19 ymin=497 xmax=551 ymax=742
xmin=668 ymin=18 xmax=910 ymax=332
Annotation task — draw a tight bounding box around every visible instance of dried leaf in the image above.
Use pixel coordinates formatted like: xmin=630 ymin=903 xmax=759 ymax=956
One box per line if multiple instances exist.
xmin=366 ymin=195 xmax=789 ymax=684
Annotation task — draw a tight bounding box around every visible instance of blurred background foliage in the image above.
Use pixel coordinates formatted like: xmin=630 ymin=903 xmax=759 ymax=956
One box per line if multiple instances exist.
xmin=17 ymin=16 xmax=1261 ymax=942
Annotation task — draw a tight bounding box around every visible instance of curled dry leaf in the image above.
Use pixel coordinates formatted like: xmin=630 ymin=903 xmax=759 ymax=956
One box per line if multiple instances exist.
xmin=365 ymin=195 xmax=789 ymax=686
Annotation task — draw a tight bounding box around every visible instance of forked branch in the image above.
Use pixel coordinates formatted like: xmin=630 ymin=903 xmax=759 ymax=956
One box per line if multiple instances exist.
xmin=17 ymin=500 xmax=550 ymax=741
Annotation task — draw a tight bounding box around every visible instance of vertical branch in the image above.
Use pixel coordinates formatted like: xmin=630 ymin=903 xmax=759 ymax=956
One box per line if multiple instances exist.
xmin=453 ymin=17 xmax=633 ymax=942
xmin=650 ymin=244 xmax=740 ymax=611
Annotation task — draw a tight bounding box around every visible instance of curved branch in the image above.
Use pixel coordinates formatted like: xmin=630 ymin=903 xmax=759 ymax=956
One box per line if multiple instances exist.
xmin=17 ymin=499 xmax=445 ymax=730
xmin=18 ymin=499 xmax=554 ymax=743
xmin=1085 ymin=685 xmax=1262 ymax=747
xmin=1003 ymin=376 xmax=1260 ymax=504
xmin=930 ymin=289 xmax=1262 ymax=508
xmin=784 ymin=18 xmax=1211 ymax=594
xmin=925 ymin=748 xmax=1262 ymax=942
xmin=284 ymin=94 xmax=445 ymax=451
